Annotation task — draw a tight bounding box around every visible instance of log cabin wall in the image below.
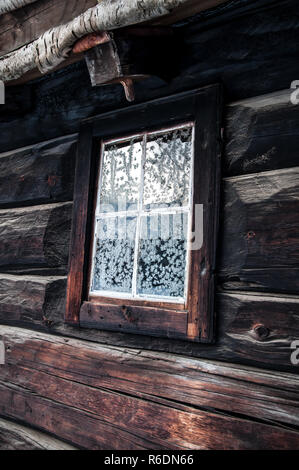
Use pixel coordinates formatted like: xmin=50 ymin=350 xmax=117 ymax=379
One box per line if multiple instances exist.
xmin=0 ymin=0 xmax=299 ymax=450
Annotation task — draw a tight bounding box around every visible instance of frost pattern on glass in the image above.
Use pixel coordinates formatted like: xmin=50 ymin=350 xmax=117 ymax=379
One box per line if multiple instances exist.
xmin=143 ymin=127 xmax=193 ymax=209
xmin=99 ymin=138 xmax=142 ymax=212
xmin=137 ymin=213 xmax=188 ymax=298
xmin=91 ymin=216 xmax=137 ymax=293
xmin=91 ymin=123 xmax=194 ymax=301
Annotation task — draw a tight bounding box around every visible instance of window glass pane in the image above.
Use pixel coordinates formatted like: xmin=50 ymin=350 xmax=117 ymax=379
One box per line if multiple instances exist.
xmin=99 ymin=138 xmax=142 ymax=213
xmin=137 ymin=212 xmax=188 ymax=298
xmin=143 ymin=126 xmax=193 ymax=209
xmin=91 ymin=123 xmax=193 ymax=302
xmin=91 ymin=216 xmax=137 ymax=293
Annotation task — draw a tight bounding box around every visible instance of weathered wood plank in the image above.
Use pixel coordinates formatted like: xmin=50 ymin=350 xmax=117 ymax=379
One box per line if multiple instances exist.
xmin=0 ymin=135 xmax=76 ymax=208
xmin=65 ymin=124 xmax=93 ymax=325
xmin=3 ymin=325 xmax=299 ymax=426
xmin=225 ymin=90 xmax=299 ymax=176
xmin=219 ymin=167 xmax=299 ymax=293
xmin=0 ymin=0 xmax=98 ymax=57
xmin=216 ymin=291 xmax=299 ymax=368
xmin=152 ymin=0 xmax=231 ymax=25
xmin=0 ymin=274 xmax=66 ymax=328
xmin=0 ymin=202 xmax=72 ymax=271
xmin=0 ymin=417 xmax=76 ymax=450
xmin=187 ymin=86 xmax=222 ymax=342
xmin=0 ymin=385 xmax=152 ymax=450
xmin=80 ymin=302 xmax=188 ymax=339
xmin=0 ymin=326 xmax=299 ymax=449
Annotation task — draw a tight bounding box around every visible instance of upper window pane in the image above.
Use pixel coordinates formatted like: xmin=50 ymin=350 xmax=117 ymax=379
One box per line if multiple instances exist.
xmin=99 ymin=137 xmax=143 ymax=213
xmin=143 ymin=126 xmax=193 ymax=209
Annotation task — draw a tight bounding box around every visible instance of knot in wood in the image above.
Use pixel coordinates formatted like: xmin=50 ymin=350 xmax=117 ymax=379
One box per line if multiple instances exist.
xmin=253 ymin=323 xmax=270 ymax=340
xmin=121 ymin=305 xmax=137 ymax=324
xmin=246 ymin=231 xmax=256 ymax=240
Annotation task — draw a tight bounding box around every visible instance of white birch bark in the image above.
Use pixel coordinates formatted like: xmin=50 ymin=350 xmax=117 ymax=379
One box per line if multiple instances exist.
xmin=0 ymin=0 xmax=190 ymax=82
xmin=0 ymin=0 xmax=38 ymax=14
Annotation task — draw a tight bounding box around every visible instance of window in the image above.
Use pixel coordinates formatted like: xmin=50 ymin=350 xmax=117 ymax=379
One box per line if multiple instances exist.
xmin=66 ymin=86 xmax=222 ymax=343
xmin=90 ymin=124 xmax=193 ymax=304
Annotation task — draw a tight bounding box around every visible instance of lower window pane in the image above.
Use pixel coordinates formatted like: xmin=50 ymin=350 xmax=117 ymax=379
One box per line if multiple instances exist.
xmin=91 ymin=216 xmax=137 ymax=294
xmin=137 ymin=213 xmax=188 ymax=299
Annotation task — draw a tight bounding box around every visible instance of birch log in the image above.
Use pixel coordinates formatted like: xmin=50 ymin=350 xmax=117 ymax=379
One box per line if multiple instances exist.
xmin=0 ymin=0 xmax=190 ymax=82
xmin=0 ymin=0 xmax=38 ymax=14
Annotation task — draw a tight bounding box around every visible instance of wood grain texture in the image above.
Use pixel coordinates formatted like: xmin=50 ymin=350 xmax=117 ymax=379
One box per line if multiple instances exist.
xmin=1 ymin=0 xmax=299 ymax=152
xmin=152 ymin=0 xmax=231 ymax=25
xmin=1 ymin=286 xmax=299 ymax=371
xmin=80 ymin=302 xmax=188 ymax=340
xmin=65 ymin=124 xmax=93 ymax=325
xmin=0 ymin=202 xmax=72 ymax=271
xmin=0 ymin=0 xmax=229 ymax=59
xmin=225 ymin=90 xmax=299 ymax=177
xmin=0 ymin=135 xmax=76 ymax=208
xmin=0 ymin=0 xmax=197 ymax=82
xmin=0 ymin=98 xmax=297 ymax=367
xmin=0 ymin=0 xmax=97 ymax=57
xmin=0 ymin=326 xmax=299 ymax=450
xmin=219 ymin=166 xmax=299 ymax=293
xmin=61 ymin=291 xmax=299 ymax=372
xmin=0 ymin=417 xmax=76 ymax=450
xmin=216 ymin=291 xmax=299 ymax=368
xmin=0 ymin=274 xmax=66 ymax=328
xmin=186 ymin=85 xmax=222 ymax=342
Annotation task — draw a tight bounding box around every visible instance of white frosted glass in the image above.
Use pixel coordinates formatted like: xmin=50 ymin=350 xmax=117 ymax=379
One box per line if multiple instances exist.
xmin=91 ymin=216 xmax=137 ymax=293
xmin=99 ymin=138 xmax=142 ymax=212
xmin=137 ymin=213 xmax=188 ymax=298
xmin=143 ymin=126 xmax=193 ymax=209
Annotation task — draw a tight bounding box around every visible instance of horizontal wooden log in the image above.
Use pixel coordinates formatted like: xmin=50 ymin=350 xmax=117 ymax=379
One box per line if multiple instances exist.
xmin=0 ymin=326 xmax=299 ymax=449
xmin=225 ymin=90 xmax=299 ymax=176
xmin=216 ymin=291 xmax=299 ymax=367
xmin=0 ymin=202 xmax=72 ymax=271
xmin=0 ymin=384 xmax=159 ymax=450
xmin=219 ymin=166 xmax=299 ymax=293
xmin=0 ymin=417 xmax=76 ymax=450
xmin=53 ymin=291 xmax=299 ymax=372
xmin=0 ymin=274 xmax=66 ymax=327
xmin=0 ymin=135 xmax=76 ymax=208
xmin=1 ymin=275 xmax=298 ymax=370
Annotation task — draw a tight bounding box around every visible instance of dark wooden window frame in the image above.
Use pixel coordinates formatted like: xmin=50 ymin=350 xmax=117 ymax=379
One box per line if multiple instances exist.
xmin=66 ymin=85 xmax=222 ymax=343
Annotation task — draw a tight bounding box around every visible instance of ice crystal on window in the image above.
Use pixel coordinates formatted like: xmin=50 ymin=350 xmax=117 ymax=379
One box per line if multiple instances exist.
xmin=137 ymin=213 xmax=188 ymax=298
xmin=143 ymin=127 xmax=193 ymax=209
xmin=99 ymin=138 xmax=142 ymax=212
xmin=92 ymin=216 xmax=137 ymax=293
xmin=91 ymin=124 xmax=194 ymax=301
